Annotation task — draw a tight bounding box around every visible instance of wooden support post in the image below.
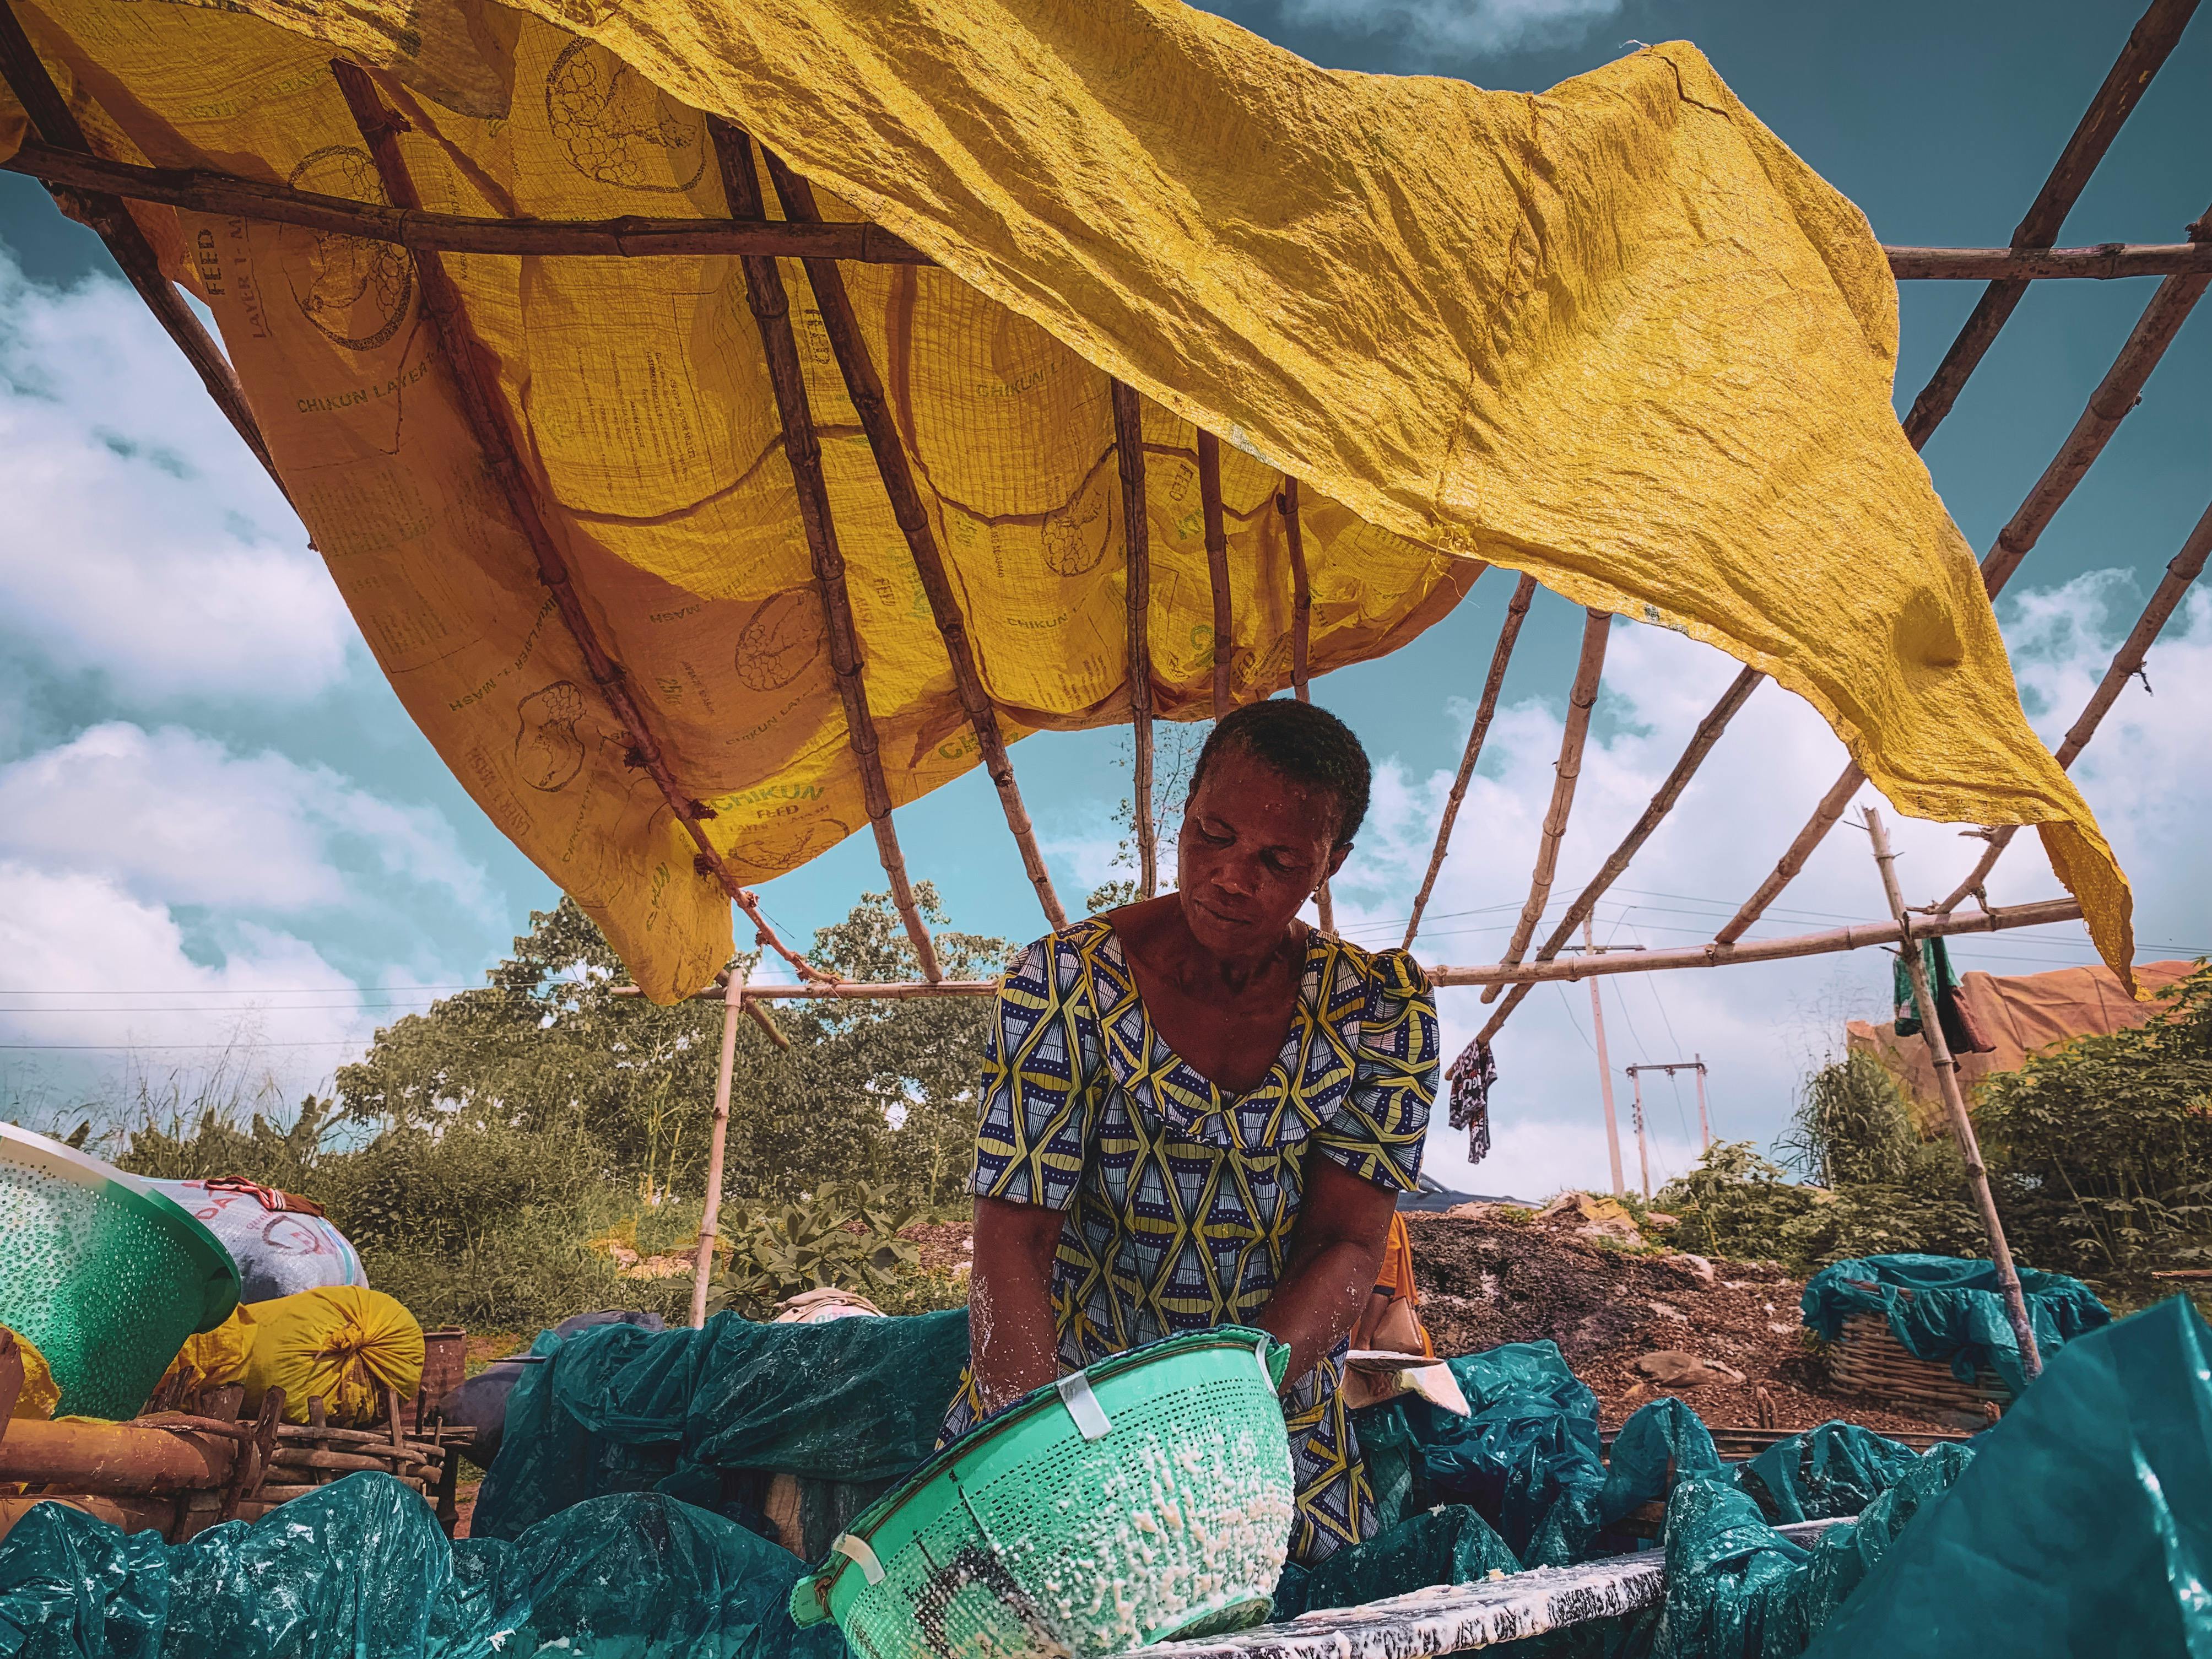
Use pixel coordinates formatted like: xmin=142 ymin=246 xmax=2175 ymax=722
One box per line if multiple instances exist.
xmin=1694 ymin=1055 xmax=1711 ymax=1150
xmin=1587 ymin=922 xmax=1626 ymax=1196
xmin=690 ymin=963 xmax=745 ymax=1329
xmin=0 ymin=1 xmax=285 ymax=495
xmin=764 ymin=150 xmax=1063 ymax=933
xmin=1902 ymin=0 xmax=2200 ymax=446
xmin=1481 ymin=609 xmax=1610 ymax=1002
xmin=1938 ymin=493 xmax=2212 ymax=914
xmin=1864 ymin=808 xmax=2041 ymax=1381
xmin=329 ymin=62 xmax=820 ymax=985
xmin=1197 ymin=430 xmax=1234 ymax=720
xmin=711 ymin=124 xmax=940 ymax=981
xmin=1629 ymin=1068 xmax=1650 ymax=1200
xmin=1115 ymin=381 xmax=1158 ymax=900
xmin=1404 ymin=574 xmax=1537 ymax=950
xmin=1279 ymin=475 xmax=1331 ymax=931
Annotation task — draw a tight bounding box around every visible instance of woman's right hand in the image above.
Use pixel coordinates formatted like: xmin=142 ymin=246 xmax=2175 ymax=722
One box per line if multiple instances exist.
xmin=970 ymin=1195 xmax=1067 ymax=1413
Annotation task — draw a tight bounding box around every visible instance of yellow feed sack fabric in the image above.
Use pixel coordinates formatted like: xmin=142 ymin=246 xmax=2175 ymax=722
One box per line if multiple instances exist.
xmin=0 ymin=0 xmax=2133 ymax=993
xmin=237 ymin=1286 xmax=424 ymax=1426
xmin=155 ymin=1306 xmax=257 ymax=1401
xmin=4 ymin=1327 xmax=61 ymax=1422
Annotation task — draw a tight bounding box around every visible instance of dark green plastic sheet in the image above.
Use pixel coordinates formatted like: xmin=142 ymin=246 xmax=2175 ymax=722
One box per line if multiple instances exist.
xmin=1799 ymin=1253 xmax=2109 ymax=1398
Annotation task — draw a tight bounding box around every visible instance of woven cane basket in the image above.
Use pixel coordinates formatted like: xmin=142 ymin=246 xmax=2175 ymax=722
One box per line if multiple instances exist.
xmin=1824 ymin=1311 xmax=2011 ymax=1415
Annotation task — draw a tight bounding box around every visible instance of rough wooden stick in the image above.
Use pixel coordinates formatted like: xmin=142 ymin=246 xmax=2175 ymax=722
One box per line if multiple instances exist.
xmin=691 ymin=964 xmax=744 ymax=1328
xmin=1886 ymin=242 xmax=2212 ymax=280
xmin=1480 ymin=609 xmax=1611 ymax=1002
xmin=1403 ymin=574 xmax=1537 ymax=950
xmin=1 ymin=139 xmax=934 ymax=263
xmin=1865 ymin=808 xmax=2042 ymax=1380
xmin=1901 ymin=0 xmax=2199 ymax=446
xmin=1283 ymin=479 xmax=1312 ymax=702
xmin=1197 ymin=430 xmax=1234 ymax=720
xmin=1475 ymin=663 xmax=1762 ymax=1040
xmin=712 ymin=123 xmax=940 ymax=981
xmin=1115 ymin=381 xmax=1158 ymax=900
xmin=1715 ymin=218 xmax=2208 ymax=948
xmin=1936 ymin=494 xmax=2212 ymax=913
xmin=0 ymin=8 xmax=284 ymax=494
xmin=765 ymin=150 xmax=1064 ymax=932
xmin=1427 ymin=895 xmax=2083 ymax=987
xmin=329 ymin=63 xmax=820 ymax=985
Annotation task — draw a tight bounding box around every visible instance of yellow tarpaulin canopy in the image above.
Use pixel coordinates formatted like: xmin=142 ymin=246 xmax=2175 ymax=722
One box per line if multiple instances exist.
xmin=0 ymin=0 xmax=2135 ymax=999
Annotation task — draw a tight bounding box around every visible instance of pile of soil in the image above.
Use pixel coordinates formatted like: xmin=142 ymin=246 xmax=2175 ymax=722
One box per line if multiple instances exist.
xmin=1406 ymin=1207 xmax=1959 ymax=1435
xmin=900 ymin=1221 xmax=974 ymax=1277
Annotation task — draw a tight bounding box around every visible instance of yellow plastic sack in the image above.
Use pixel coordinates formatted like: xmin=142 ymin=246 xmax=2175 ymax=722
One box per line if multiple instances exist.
xmin=237 ymin=1286 xmax=424 ymax=1426
xmin=154 ymin=1305 xmax=257 ymax=1402
xmin=3 ymin=1326 xmax=61 ymax=1422
xmin=0 ymin=0 xmax=2134 ymax=994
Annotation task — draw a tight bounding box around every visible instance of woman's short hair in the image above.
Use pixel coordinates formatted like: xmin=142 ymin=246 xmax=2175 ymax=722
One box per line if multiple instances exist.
xmin=1188 ymin=700 xmax=1372 ymax=847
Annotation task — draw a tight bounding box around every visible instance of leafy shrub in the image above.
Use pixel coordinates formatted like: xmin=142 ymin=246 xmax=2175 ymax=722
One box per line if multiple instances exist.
xmin=1782 ymin=1050 xmax=1917 ymax=1187
xmin=710 ymin=1182 xmax=923 ymax=1319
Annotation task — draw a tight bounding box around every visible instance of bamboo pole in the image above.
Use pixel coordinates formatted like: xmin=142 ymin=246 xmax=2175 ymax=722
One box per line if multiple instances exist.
xmin=1280 ymin=475 xmax=1332 ymax=931
xmin=1901 ymin=0 xmax=2199 ymax=446
xmin=765 ymin=151 xmax=1064 ymax=933
xmin=711 ymin=124 xmax=940 ymax=981
xmin=614 ymin=893 xmax=2081 ymax=1002
xmin=1403 ymin=574 xmax=1537 ymax=950
xmin=1715 ymin=215 xmax=2209 ymax=948
xmin=1936 ymin=494 xmax=2212 ymax=914
xmin=0 ymin=139 xmax=933 ymax=263
xmin=1864 ymin=808 xmax=2042 ymax=1381
xmin=17 ymin=139 xmax=2212 ymax=281
xmin=329 ymin=63 xmax=820 ymax=984
xmin=1481 ymin=609 xmax=1611 ymax=1002
xmin=690 ymin=964 xmax=746 ymax=1328
xmin=0 ymin=9 xmax=284 ymax=495
xmin=1115 ymin=381 xmax=1158 ymax=900
xmin=1197 ymin=431 xmax=1234 ymax=719
xmin=1475 ymin=661 xmax=1761 ymax=1039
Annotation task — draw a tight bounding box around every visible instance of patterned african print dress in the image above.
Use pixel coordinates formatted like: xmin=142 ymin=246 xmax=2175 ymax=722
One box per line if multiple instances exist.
xmin=942 ymin=917 xmax=1439 ymax=1564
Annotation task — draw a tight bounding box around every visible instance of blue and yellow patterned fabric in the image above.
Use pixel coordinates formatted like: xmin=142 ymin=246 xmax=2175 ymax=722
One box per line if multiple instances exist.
xmin=942 ymin=917 xmax=1439 ymax=1563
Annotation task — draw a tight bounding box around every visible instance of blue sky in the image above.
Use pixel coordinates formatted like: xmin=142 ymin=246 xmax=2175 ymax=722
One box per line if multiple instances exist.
xmin=2 ymin=0 xmax=2206 ymax=1198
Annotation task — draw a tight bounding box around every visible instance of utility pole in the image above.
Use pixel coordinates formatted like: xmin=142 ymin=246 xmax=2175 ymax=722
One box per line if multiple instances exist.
xmin=1625 ymin=1066 xmax=1651 ymax=1198
xmin=1625 ymin=1059 xmax=1713 ymax=1164
xmin=1584 ymin=920 xmax=1626 ymax=1196
xmin=1863 ymin=807 xmax=2041 ymax=1381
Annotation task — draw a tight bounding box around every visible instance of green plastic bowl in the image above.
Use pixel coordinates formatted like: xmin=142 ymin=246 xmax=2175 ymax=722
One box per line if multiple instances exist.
xmin=792 ymin=1326 xmax=1296 ymax=1659
xmin=0 ymin=1124 xmax=241 ymax=1419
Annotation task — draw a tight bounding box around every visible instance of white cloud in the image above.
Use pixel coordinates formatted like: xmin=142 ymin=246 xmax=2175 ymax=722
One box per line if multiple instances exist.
xmin=1276 ymin=0 xmax=1624 ymax=55
xmin=1324 ymin=576 xmax=2212 ymax=1200
xmin=0 ymin=722 xmax=491 ymax=919
xmin=0 ymin=254 xmax=350 ymax=703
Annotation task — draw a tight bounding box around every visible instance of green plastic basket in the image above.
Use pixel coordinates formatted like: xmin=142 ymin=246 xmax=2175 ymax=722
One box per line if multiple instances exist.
xmin=0 ymin=1123 xmax=241 ymax=1419
xmin=792 ymin=1327 xmax=1296 ymax=1659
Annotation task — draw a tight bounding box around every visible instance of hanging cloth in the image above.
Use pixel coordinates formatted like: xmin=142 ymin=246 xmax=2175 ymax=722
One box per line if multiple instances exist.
xmin=1892 ymin=939 xmax=1997 ymax=1055
xmin=1446 ymin=1038 xmax=1497 ymax=1164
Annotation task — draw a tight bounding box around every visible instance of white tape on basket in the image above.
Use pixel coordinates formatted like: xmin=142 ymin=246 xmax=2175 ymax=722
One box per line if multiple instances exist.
xmin=1254 ymin=1336 xmax=1275 ymax=1386
xmin=1057 ymin=1371 xmax=1113 ymax=1440
xmin=833 ymin=1532 xmax=885 ymax=1586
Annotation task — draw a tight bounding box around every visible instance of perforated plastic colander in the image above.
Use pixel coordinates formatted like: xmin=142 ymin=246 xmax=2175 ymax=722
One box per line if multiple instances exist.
xmin=791 ymin=1326 xmax=1296 ymax=1659
xmin=0 ymin=1123 xmax=241 ymax=1419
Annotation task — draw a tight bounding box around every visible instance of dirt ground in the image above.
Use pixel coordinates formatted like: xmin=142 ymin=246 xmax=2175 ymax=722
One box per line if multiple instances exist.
xmin=1405 ymin=1207 xmax=1959 ymax=1434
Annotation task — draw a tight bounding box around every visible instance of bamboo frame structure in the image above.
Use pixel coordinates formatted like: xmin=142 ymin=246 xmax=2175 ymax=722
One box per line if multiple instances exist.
xmin=1935 ymin=494 xmax=2212 ymax=914
xmin=764 ymin=149 xmax=1064 ymax=933
xmin=1865 ymin=808 xmax=2043 ymax=1380
xmin=1474 ymin=662 xmax=1761 ymax=1041
xmin=1713 ymin=206 xmax=2211 ymax=949
xmin=712 ymin=123 xmax=941 ymax=981
xmin=1115 ymin=381 xmax=1159 ymax=900
xmin=689 ymin=964 xmax=746 ymax=1328
xmin=1197 ymin=431 xmax=1235 ymax=719
xmin=1480 ymin=609 xmax=1611 ymax=1002
xmin=0 ymin=15 xmax=283 ymax=495
xmin=1899 ymin=0 xmax=2199 ymax=446
xmin=1403 ymin=574 xmax=1537 ymax=949
xmin=328 ymin=62 xmax=821 ymax=984
xmin=1278 ymin=475 xmax=1337 ymax=933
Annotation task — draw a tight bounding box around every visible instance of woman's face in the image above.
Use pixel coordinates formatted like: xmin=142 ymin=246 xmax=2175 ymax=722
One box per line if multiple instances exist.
xmin=1176 ymin=745 xmax=1348 ymax=959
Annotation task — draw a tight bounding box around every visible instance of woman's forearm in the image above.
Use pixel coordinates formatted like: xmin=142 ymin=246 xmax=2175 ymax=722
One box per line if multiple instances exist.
xmin=971 ymin=1195 xmax=1066 ymax=1413
xmin=1254 ymin=1238 xmax=1384 ymax=1383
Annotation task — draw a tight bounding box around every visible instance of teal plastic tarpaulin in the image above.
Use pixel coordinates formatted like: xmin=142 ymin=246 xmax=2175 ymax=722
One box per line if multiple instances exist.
xmin=1408 ymin=1341 xmax=1608 ymax=1566
xmin=474 ymin=1307 xmax=971 ymax=1540
xmin=1799 ymin=1253 xmax=2109 ymax=1398
xmin=0 ymin=1474 xmax=845 ymax=1659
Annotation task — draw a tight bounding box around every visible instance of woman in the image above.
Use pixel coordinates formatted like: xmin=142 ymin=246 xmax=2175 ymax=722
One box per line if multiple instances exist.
xmin=945 ymin=700 xmax=1440 ymax=1564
